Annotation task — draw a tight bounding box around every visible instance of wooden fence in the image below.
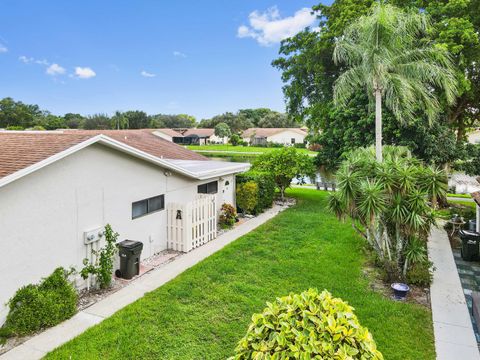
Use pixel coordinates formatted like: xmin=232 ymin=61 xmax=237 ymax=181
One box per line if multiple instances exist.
xmin=167 ymin=194 xmax=217 ymax=252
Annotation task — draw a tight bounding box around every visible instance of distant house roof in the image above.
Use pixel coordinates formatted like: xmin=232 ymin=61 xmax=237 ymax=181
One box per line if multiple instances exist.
xmin=0 ymin=130 xmax=249 ymax=188
xmin=153 ymin=128 xmax=183 ymax=138
xmin=183 ymin=128 xmax=215 ymax=138
xmin=242 ymin=128 xmax=307 ymax=138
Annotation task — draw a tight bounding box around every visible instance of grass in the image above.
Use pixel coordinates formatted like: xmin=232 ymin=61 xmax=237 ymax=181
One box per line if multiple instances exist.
xmin=186 ymin=144 xmax=316 ymax=156
xmin=47 ymin=189 xmax=434 ymax=360
xmin=447 ymin=193 xmax=472 ymax=199
xmin=448 ymin=199 xmax=477 ymax=210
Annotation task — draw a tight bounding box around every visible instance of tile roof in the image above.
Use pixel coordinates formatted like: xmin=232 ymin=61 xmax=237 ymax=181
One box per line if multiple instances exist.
xmin=242 ymin=128 xmax=307 ymax=138
xmin=0 ymin=130 xmax=206 ymax=180
xmin=183 ymin=128 xmax=215 ymax=137
xmin=153 ymin=128 xmax=184 ymax=137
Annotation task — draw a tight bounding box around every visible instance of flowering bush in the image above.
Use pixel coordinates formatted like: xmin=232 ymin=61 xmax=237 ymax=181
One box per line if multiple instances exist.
xmin=219 ymin=203 xmax=237 ymax=229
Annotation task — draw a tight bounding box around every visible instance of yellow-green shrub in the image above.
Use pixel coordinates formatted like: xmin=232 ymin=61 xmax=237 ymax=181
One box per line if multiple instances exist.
xmin=237 ymin=181 xmax=259 ymax=215
xmin=231 ymin=289 xmax=383 ymax=359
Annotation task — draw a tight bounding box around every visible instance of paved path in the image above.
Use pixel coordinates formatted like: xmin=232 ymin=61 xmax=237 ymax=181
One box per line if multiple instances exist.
xmin=0 ymin=204 xmax=287 ymax=360
xmin=429 ymin=226 xmax=480 ymax=360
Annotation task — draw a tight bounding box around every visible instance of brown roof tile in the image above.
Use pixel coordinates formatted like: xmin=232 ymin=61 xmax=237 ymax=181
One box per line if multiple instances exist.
xmin=0 ymin=130 xmax=206 ymax=180
xmin=183 ymin=128 xmax=215 ymax=137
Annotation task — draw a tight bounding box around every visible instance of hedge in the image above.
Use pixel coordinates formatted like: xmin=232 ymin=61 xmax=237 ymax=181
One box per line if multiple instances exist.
xmin=236 ymin=171 xmax=275 ymax=214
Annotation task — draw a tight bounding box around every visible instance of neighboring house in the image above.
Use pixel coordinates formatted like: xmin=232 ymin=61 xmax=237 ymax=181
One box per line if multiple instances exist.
xmin=0 ymin=130 xmax=249 ymax=324
xmin=468 ymin=129 xmax=480 ymax=144
xmin=152 ymin=128 xmax=183 ymax=142
xmin=242 ymin=128 xmax=308 ymax=146
xmin=174 ymin=128 xmax=227 ymax=145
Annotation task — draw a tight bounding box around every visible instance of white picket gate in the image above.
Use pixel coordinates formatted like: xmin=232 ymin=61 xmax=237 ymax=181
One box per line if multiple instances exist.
xmin=167 ymin=194 xmax=217 ymax=252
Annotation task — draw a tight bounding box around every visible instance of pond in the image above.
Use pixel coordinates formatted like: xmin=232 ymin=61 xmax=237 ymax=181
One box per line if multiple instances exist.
xmin=207 ymin=155 xmax=335 ymax=185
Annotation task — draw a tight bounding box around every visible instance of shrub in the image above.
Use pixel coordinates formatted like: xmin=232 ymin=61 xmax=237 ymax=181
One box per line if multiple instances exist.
xmin=5 ymin=125 xmax=23 ymax=130
xmin=80 ymin=224 xmax=118 ymax=289
xmin=219 ymin=203 xmax=237 ymax=229
xmin=236 ymin=181 xmax=259 ymax=215
xmin=294 ymin=142 xmax=306 ymax=149
xmin=5 ymin=267 xmax=77 ymax=335
xmin=407 ymin=261 xmax=434 ymax=286
xmin=231 ymin=289 xmax=383 ymax=359
xmin=230 ymin=134 xmax=241 ymax=146
xmin=236 ymin=171 xmax=275 ymax=214
xmin=266 ymin=142 xmax=284 ymax=148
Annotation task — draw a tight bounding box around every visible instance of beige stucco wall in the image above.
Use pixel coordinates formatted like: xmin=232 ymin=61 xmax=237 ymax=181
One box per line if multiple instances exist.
xmin=468 ymin=130 xmax=480 ymax=144
xmin=0 ymin=144 xmax=235 ymax=323
xmin=267 ymin=130 xmax=306 ymax=145
xmin=208 ymin=134 xmax=228 ymax=144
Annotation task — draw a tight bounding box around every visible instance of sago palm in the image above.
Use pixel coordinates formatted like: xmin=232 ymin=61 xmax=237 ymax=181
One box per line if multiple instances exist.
xmin=333 ymin=3 xmax=458 ymax=162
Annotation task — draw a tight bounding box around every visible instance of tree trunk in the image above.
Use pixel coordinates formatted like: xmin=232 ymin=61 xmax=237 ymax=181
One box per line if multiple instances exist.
xmin=374 ymin=89 xmax=383 ymax=162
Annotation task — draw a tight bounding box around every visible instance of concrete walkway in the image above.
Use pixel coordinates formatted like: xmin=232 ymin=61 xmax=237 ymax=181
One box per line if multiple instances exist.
xmin=0 ymin=204 xmax=287 ymax=360
xmin=429 ymin=226 xmax=480 ymax=360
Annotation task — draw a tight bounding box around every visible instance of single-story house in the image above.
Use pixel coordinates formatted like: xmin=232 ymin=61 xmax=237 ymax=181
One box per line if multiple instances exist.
xmin=0 ymin=130 xmax=249 ymax=324
xmin=242 ymin=128 xmax=308 ymax=146
xmin=173 ymin=128 xmax=227 ymax=145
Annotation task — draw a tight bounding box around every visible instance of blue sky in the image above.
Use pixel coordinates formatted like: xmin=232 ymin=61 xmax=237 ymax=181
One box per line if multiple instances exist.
xmin=0 ymin=1 xmax=323 ymax=120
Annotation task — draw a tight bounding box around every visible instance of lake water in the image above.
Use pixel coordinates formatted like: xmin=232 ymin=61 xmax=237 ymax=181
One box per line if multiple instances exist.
xmin=207 ymin=155 xmax=335 ymax=185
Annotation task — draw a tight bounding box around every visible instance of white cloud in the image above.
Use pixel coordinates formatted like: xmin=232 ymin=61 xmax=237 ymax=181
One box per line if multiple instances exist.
xmin=141 ymin=70 xmax=156 ymax=78
xmin=0 ymin=44 xmax=8 ymax=53
xmin=46 ymin=63 xmax=66 ymax=76
xmin=173 ymin=51 xmax=187 ymax=58
xmin=237 ymin=6 xmax=316 ymax=46
xmin=74 ymin=66 xmax=96 ymax=79
xmin=19 ymin=56 xmax=50 ymax=66
xmin=19 ymin=55 xmax=33 ymax=63
xmin=35 ymin=59 xmax=49 ymax=65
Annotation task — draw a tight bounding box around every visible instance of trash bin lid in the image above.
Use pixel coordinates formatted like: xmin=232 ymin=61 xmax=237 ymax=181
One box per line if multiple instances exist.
xmin=117 ymin=240 xmax=143 ymax=249
xmin=459 ymin=230 xmax=480 ymax=238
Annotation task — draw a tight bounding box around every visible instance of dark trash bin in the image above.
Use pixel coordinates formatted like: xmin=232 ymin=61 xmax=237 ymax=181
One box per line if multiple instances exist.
xmin=460 ymin=230 xmax=480 ymax=261
xmin=469 ymin=220 xmax=477 ymax=232
xmin=116 ymin=240 xmax=143 ymax=279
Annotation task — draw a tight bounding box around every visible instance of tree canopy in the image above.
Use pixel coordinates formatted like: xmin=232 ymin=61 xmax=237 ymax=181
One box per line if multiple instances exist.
xmin=273 ymin=0 xmax=479 ymax=166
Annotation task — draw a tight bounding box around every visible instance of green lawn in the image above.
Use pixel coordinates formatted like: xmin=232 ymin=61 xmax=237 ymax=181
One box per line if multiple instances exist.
xmin=187 ymin=144 xmax=316 ymax=156
xmin=47 ymin=189 xmax=434 ymax=359
xmin=449 ymin=199 xmax=476 ymax=210
xmin=447 ymin=193 xmax=472 ymax=199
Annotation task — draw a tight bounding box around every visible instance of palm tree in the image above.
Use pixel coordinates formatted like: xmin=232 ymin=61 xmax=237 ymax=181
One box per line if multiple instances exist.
xmin=333 ymin=3 xmax=458 ymax=162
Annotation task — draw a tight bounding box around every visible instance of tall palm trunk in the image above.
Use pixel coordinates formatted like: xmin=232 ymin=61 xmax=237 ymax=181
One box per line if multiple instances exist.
xmin=374 ymin=88 xmax=382 ymax=162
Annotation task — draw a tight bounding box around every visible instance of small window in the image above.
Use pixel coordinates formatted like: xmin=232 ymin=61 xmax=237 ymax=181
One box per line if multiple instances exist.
xmin=291 ymin=138 xmax=296 ymax=144
xmin=132 ymin=195 xmax=165 ymax=219
xmin=198 ymin=181 xmax=218 ymax=194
